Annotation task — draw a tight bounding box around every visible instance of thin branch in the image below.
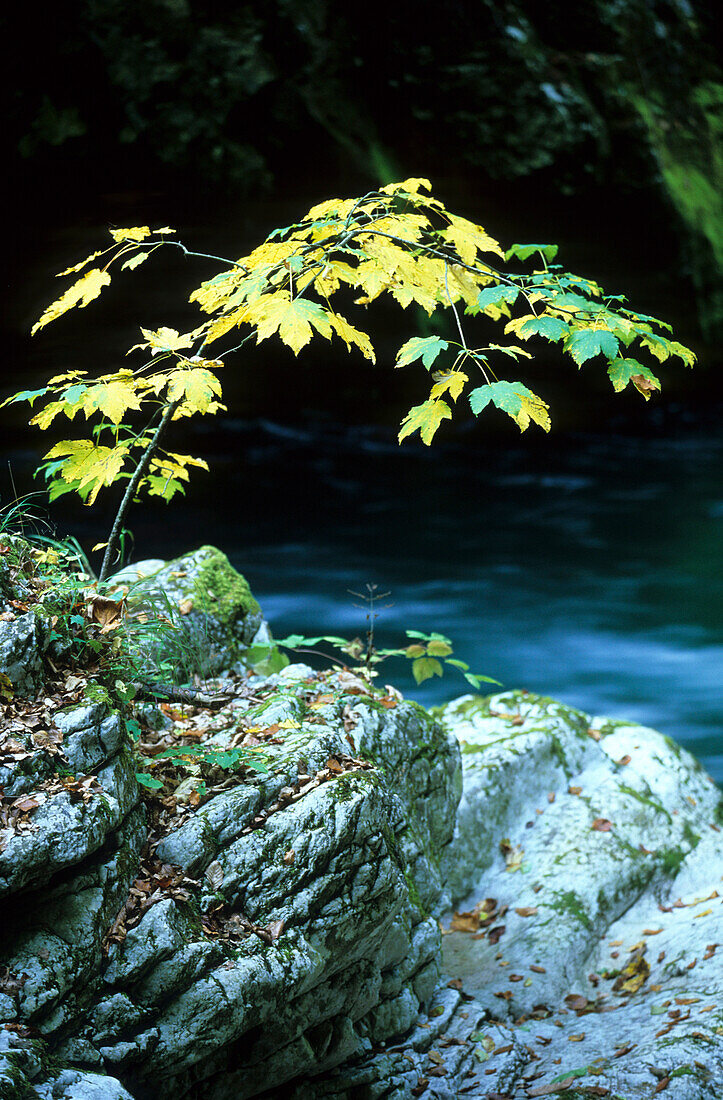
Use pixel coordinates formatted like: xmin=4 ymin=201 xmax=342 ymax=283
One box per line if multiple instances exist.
xmin=99 ymin=399 xmax=181 ymax=583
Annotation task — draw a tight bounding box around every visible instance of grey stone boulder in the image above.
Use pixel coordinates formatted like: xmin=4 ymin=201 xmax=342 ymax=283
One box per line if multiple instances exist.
xmin=107 ymin=546 xmax=269 ymax=678
xmin=0 ymin=608 xmax=49 ymax=697
xmin=436 ymin=690 xmax=723 ymax=1098
xmin=77 ymin=670 xmax=461 ymax=1099
xmin=281 ymin=984 xmax=525 ymax=1099
xmin=1 ymin=1027 xmax=133 ymax=1100
xmin=0 ymin=696 xmax=141 ymax=897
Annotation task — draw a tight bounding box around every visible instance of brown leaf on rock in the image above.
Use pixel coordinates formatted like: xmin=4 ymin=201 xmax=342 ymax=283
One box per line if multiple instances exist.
xmin=488 ymin=925 xmax=506 ymax=944
xmin=450 ymin=910 xmax=480 ymax=933
xmin=266 ymin=919 xmax=285 ymax=942
xmin=587 ymin=727 xmax=601 ymax=741
xmin=86 ymin=594 xmax=125 ymax=633
xmin=654 ymin=1078 xmax=670 ymax=1093
xmin=564 ymin=994 xmax=589 ymax=1012
xmin=616 ymin=754 xmax=631 ymax=766
xmin=515 ymin=907 xmax=538 ymax=917
xmin=500 ymin=838 xmax=524 ymax=871
xmin=530 ymin=964 xmax=546 ymax=973
xmin=592 ymin=818 xmax=613 ymax=832
xmin=178 ymin=598 xmax=194 ymax=616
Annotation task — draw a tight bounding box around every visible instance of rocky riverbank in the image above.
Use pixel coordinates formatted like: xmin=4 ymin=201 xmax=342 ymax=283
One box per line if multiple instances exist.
xmin=1 ymin=538 xmax=721 ymax=1098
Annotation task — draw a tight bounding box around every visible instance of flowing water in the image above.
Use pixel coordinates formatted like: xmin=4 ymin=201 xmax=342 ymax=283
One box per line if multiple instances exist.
xmin=121 ymin=411 xmax=722 ymax=782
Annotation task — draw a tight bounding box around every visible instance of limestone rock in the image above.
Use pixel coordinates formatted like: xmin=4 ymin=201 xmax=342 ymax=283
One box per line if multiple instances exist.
xmin=0 ymin=609 xmax=48 ymax=698
xmin=437 ymin=690 xmax=723 ymax=1098
xmin=108 ymin=546 xmax=268 ymax=677
xmin=0 ymin=698 xmax=141 ymax=897
xmin=1 ymin=666 xmax=462 ymax=1099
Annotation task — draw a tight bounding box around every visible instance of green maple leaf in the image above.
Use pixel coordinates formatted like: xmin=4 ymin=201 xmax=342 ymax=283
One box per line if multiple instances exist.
xmin=412 ymin=656 xmax=444 ymax=684
xmin=607 ymin=358 xmax=661 ymax=398
xmin=505 ymin=243 xmax=559 ymax=263
xmin=395 ymin=336 xmax=449 ymax=371
xmin=566 ymin=328 xmax=620 ymax=365
xmin=469 ymin=381 xmax=550 ymax=432
xmin=474 ymin=285 xmax=520 ymax=311
xmin=517 ymin=315 xmax=569 ymax=342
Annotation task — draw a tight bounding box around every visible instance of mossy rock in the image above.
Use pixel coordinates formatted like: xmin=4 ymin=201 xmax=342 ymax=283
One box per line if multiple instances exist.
xmin=108 ymin=545 xmax=271 ymax=678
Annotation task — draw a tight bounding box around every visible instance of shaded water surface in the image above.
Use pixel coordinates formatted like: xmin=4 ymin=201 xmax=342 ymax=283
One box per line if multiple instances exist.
xmin=165 ymin=414 xmax=721 ymax=782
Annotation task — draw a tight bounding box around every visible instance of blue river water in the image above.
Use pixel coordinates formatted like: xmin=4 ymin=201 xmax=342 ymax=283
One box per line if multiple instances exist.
xmin=4 ymin=404 xmax=721 ymax=782
xmin=165 ymin=413 xmax=723 ymax=783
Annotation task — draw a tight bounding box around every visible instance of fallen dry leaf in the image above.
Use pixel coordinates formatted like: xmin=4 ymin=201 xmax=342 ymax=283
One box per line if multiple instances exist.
xmin=592 ymin=818 xmax=613 ymax=832
xmin=568 ymin=785 xmax=582 ymax=795
xmin=500 ymin=838 xmax=524 ymax=871
xmin=178 ymin=598 xmax=194 ymax=616
xmin=515 ymin=907 xmax=538 ymax=917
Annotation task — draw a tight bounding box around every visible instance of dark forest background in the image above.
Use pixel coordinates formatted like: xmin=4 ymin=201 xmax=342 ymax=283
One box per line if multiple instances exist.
xmin=3 ymin=0 xmax=722 ymax=440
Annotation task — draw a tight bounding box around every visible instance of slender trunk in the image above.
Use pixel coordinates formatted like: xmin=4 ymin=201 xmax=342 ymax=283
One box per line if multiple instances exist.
xmin=99 ymin=399 xmax=180 ymax=583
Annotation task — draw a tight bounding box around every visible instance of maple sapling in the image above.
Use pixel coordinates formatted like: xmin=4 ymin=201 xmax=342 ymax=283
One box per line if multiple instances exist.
xmin=2 ymin=179 xmax=695 ymax=578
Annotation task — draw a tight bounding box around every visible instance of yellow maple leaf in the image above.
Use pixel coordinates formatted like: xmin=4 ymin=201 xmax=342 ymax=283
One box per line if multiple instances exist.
xmin=380 ymin=177 xmax=432 ymax=195
xmin=55 ymin=251 xmax=104 ymax=277
xmin=352 ymin=260 xmax=393 ymax=304
xmin=164 ymin=452 xmax=210 ymax=472
xmin=303 ymin=197 xmax=357 ymax=222
xmin=313 ymin=260 xmax=358 ymax=297
xmin=430 ymin=370 xmax=468 ymax=402
xmin=32 ymin=269 xmax=112 ymax=335
xmin=167 ymin=367 xmax=223 ymax=417
xmin=202 ymin=307 xmax=252 ymax=345
xmin=30 ymin=399 xmax=80 ymax=431
xmin=512 ymin=390 xmax=551 ymax=432
xmin=327 ymin=314 xmax=376 ymax=361
xmin=190 ymin=269 xmax=246 ymax=313
xmin=43 ymin=440 xmax=129 ymax=505
xmin=46 ymin=370 xmax=88 ymax=386
xmin=121 ymin=253 xmax=149 ymax=272
xmin=442 ymin=215 xmax=505 ymax=265
xmin=130 ymin=326 xmax=197 ymax=356
xmin=82 ymin=380 xmax=142 ymax=425
xmin=250 ymin=293 xmax=333 ymax=355
xmin=398 ymin=399 xmax=452 ymax=445
xmin=109 ymin=226 xmax=152 ymax=243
